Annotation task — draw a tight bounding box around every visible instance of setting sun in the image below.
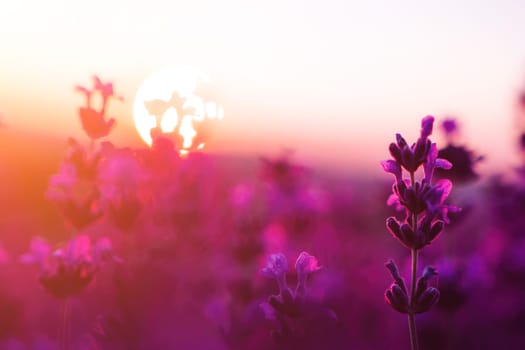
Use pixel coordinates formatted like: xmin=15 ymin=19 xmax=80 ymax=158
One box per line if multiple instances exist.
xmin=133 ymin=66 xmax=223 ymax=152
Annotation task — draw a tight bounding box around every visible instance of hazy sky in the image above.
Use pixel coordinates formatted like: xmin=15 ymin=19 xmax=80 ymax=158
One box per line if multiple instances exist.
xmin=1 ymin=0 xmax=525 ymax=173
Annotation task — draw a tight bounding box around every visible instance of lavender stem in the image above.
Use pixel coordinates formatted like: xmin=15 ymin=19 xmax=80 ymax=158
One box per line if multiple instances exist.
xmin=408 ymin=248 xmax=419 ymax=350
xmin=408 ymin=171 xmax=419 ymax=350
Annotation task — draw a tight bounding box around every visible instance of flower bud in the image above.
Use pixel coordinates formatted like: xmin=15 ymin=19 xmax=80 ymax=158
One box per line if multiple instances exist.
xmin=385 ymin=284 xmax=409 ymax=314
xmin=414 ymin=287 xmax=440 ymax=314
xmin=420 ymin=115 xmax=434 ymax=139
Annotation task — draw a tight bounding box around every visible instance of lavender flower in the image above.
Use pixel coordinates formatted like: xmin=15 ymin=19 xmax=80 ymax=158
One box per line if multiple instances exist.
xmin=382 ymin=116 xmax=459 ymax=350
xmin=441 ymin=118 xmax=458 ymax=136
xmin=98 ymin=148 xmax=145 ymax=231
xmin=260 ymin=251 xmax=334 ymax=342
xmin=75 ymin=75 xmax=123 ymax=140
xmin=387 ymin=115 xmax=434 ymax=173
xmin=434 ymin=118 xmax=484 ymax=184
xmin=21 ymin=235 xmax=120 ymax=299
xmin=262 ymin=253 xmax=289 ymax=292
xmin=46 ymin=165 xmax=103 ymax=230
xmin=295 ymin=251 xmax=321 ymax=296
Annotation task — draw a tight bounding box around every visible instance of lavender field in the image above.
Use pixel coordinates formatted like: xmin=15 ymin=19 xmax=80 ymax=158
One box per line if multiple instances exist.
xmin=0 ymin=74 xmax=524 ymax=350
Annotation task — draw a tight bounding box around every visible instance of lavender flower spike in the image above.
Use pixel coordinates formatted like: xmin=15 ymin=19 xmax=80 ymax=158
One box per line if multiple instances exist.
xmin=382 ymin=116 xmax=459 ymax=350
xmin=262 ymin=253 xmax=289 ymax=292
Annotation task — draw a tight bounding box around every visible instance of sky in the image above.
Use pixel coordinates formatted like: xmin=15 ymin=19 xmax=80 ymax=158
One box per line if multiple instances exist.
xmin=1 ymin=0 xmax=525 ymax=174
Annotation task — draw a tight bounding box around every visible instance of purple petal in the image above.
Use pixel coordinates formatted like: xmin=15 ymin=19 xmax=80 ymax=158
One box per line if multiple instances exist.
xmin=421 ymin=115 xmax=434 ymax=138
xmin=295 ymin=251 xmax=321 ymax=274
xmin=435 ymin=179 xmax=453 ymax=203
xmin=435 ymin=158 xmax=452 ymax=170
xmin=441 ymin=118 xmax=458 ymax=135
xmin=262 ymin=253 xmax=288 ymax=278
xmin=381 ymin=160 xmax=402 ymax=178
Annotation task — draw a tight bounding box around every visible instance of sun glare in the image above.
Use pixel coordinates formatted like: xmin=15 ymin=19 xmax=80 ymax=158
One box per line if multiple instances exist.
xmin=133 ymin=66 xmax=222 ymax=152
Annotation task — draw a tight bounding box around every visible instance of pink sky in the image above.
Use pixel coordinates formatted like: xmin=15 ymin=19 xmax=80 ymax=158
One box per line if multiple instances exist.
xmin=1 ymin=0 xmax=525 ymax=174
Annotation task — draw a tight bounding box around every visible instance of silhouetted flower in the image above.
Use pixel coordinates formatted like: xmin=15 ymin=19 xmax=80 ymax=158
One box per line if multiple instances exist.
xmin=75 ymin=75 xmax=122 ymax=140
xmin=435 ymin=117 xmax=483 ymax=184
xmin=79 ymin=107 xmax=116 ymax=140
xmin=21 ymin=235 xmax=119 ymax=298
xmin=435 ymin=145 xmax=483 ymax=183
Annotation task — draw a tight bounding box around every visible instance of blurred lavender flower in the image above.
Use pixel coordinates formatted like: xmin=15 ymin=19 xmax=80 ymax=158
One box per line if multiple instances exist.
xmin=434 ymin=117 xmax=484 ymax=184
xmin=75 ymin=75 xmax=123 ymax=140
xmin=64 ymin=138 xmax=109 ymax=180
xmin=260 ymin=153 xmax=329 ymax=238
xmin=20 ymin=235 xmax=120 ymax=298
xmin=261 ymin=253 xmax=289 ymax=292
xmin=98 ymin=148 xmax=145 ymax=231
xmin=261 ymin=153 xmax=305 ymax=194
xmin=442 ymin=118 xmax=457 ymax=134
xmin=295 ymin=251 xmax=321 ymax=296
xmin=260 ymin=252 xmax=335 ymax=342
xmin=46 ymin=164 xmax=103 ymax=230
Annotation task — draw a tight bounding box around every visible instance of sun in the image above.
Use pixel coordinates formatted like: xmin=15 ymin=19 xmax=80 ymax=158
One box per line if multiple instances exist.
xmin=133 ymin=66 xmax=223 ymax=151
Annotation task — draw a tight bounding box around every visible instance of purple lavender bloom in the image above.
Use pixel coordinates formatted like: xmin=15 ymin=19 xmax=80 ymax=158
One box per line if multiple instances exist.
xmin=424 ymin=143 xmax=452 ymax=182
xmin=295 ymin=251 xmax=321 ymax=296
xmin=262 ymin=253 xmax=289 ymax=292
xmin=420 ymin=115 xmax=434 ymax=139
xmin=260 ymin=252 xmax=334 ymax=342
xmin=21 ymin=235 xmax=120 ymax=299
xmin=441 ymin=118 xmax=458 ymax=136
xmin=387 ymin=116 xmax=434 ymax=173
xmin=388 ymin=178 xmax=455 ymax=222
xmin=382 ymin=116 xmax=459 ymax=349
xmin=381 ymin=160 xmax=402 ymax=182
